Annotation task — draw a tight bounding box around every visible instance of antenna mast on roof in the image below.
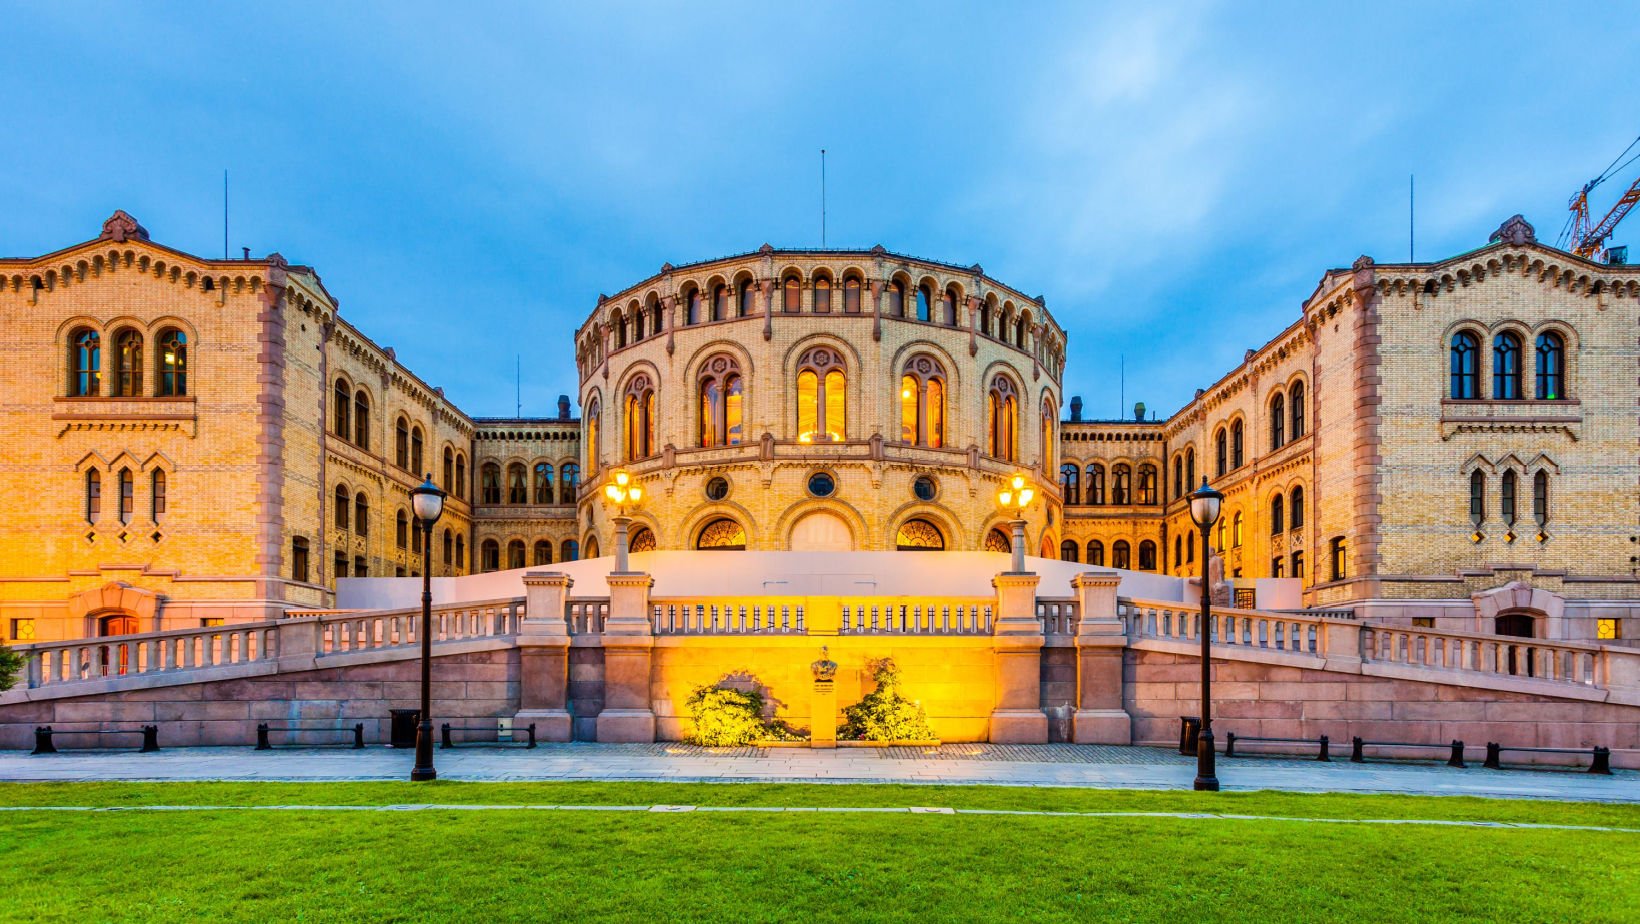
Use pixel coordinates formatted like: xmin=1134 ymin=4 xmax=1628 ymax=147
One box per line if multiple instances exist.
xmin=223 ymin=169 xmax=229 ymax=260
xmin=820 ymin=148 xmax=827 ymax=248
xmin=1119 ymin=354 xmax=1125 ymax=419
xmin=516 ymin=355 xmax=522 ymax=417
xmin=1409 ymin=174 xmax=1415 ymax=262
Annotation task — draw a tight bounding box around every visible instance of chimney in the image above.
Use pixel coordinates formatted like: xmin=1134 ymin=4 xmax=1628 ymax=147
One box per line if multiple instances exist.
xmin=1133 ymin=401 xmax=1145 ymax=422
xmin=557 ymin=394 xmax=571 ymax=420
xmin=1070 ymin=396 xmax=1083 ymax=423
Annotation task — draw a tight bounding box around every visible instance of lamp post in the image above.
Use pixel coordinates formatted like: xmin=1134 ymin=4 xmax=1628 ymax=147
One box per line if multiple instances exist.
xmin=1187 ymin=476 xmax=1224 ymax=792
xmin=602 ymin=469 xmax=643 ymax=573
xmin=995 ymin=473 xmax=1036 ymax=573
xmin=408 ymin=474 xmax=446 ymax=782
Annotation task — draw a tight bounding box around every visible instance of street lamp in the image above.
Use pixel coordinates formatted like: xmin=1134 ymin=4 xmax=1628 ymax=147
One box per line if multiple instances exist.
xmin=408 ymin=473 xmax=446 ymax=782
xmin=995 ymin=473 xmax=1036 ymax=573
xmin=1187 ymin=476 xmax=1224 ymax=792
xmin=602 ymin=469 xmax=643 ymax=573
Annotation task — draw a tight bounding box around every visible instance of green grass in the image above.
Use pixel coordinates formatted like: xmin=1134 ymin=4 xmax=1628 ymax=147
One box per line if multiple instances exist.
xmin=1 ymin=783 xmax=1637 ymax=922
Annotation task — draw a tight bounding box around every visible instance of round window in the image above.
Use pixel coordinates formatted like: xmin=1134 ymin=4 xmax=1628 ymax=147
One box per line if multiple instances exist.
xmin=807 ymin=471 xmax=836 ymax=498
xmin=705 ymin=476 xmax=729 ymax=501
xmin=912 ymin=475 xmax=937 ymax=501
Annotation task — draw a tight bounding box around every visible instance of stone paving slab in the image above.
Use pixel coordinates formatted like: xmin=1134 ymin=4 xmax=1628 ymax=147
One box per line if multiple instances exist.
xmin=0 ymin=744 xmax=1634 ymax=803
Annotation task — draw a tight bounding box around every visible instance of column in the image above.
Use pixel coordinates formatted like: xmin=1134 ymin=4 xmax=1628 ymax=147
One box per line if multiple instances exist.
xmin=760 ymin=279 xmax=774 ymax=341
xmin=1070 ymin=571 xmax=1131 ymax=744
xmin=596 ymin=571 xmax=656 ymax=742
xmin=870 ymin=279 xmax=883 ymax=342
xmin=516 ymin=571 xmax=574 ymax=741
xmin=990 ymin=571 xmax=1048 ymax=743
xmin=966 ymin=296 xmax=980 ymax=357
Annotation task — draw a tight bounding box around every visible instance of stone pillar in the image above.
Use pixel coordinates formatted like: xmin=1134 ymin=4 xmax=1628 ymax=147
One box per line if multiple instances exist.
xmin=1070 ymin=571 xmax=1131 ymax=744
xmin=597 ymin=571 xmax=656 ymax=742
xmin=811 ymin=679 xmax=837 ymax=748
xmin=990 ymin=571 xmax=1048 ymax=743
xmin=275 ymin=616 xmax=322 ymax=672
xmin=1319 ymin=617 xmax=1364 ymax=675
xmin=966 ymin=296 xmax=980 ymax=357
xmin=760 ymin=279 xmax=774 ymax=341
xmin=516 ymin=571 xmax=574 ymax=741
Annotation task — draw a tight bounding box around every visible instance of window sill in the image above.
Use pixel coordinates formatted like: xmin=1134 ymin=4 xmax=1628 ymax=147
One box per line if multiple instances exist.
xmin=1438 ymin=399 xmax=1582 ymax=439
xmin=53 ymin=396 xmax=198 ymax=436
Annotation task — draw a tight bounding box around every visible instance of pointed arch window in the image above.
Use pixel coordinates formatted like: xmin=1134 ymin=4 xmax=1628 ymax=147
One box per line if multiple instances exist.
xmin=699 ymin=355 xmax=745 ymax=447
xmin=1493 ymin=332 xmax=1522 ymax=399
xmin=1270 ymin=393 xmax=1286 ymax=449
xmin=480 ymin=463 xmax=501 ymax=504
xmin=898 ymin=355 xmax=945 ymax=447
xmin=534 ymin=463 xmax=554 ymax=504
xmin=1501 ymin=469 xmax=1518 ymax=525
xmin=1469 ymin=470 xmax=1486 ymax=525
xmin=151 ymin=469 xmax=166 ymax=523
xmin=1290 ymin=380 xmax=1305 ymax=438
xmin=1535 ymin=332 xmax=1565 ymax=400
xmin=624 ymin=374 xmax=657 ymax=460
xmin=1060 ymin=463 xmax=1081 ymax=505
xmin=395 ymin=418 xmax=410 ymax=469
xmin=1533 ymin=470 xmax=1549 ymax=525
xmin=1450 ymin=330 xmax=1479 ymax=398
xmin=1085 ymin=463 xmax=1105 ymax=505
xmin=813 ymin=277 xmax=832 ymax=313
xmin=114 ymin=330 xmax=143 ymax=397
xmin=796 ymin=347 xmax=846 ymax=442
xmin=783 ymin=275 xmax=801 ymax=313
xmin=843 ymin=276 xmax=861 ymax=313
xmin=70 ymin=329 xmax=101 ymax=396
xmin=507 ymin=463 xmax=528 ymax=504
xmin=986 ymin=376 xmax=1019 ymax=461
xmin=156 ymin=328 xmax=187 ymax=396
xmin=85 ymin=469 xmax=101 ymax=523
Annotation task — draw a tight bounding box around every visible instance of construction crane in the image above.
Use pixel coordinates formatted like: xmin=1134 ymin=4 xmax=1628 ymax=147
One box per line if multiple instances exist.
xmin=1560 ymin=132 xmax=1640 ymax=261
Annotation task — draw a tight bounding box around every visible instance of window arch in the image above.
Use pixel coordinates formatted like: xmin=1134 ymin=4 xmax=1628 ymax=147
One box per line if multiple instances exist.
xmin=813 ymin=276 xmax=832 ymax=313
xmin=354 ymin=492 xmax=369 ymax=537
xmin=1230 ymin=420 xmax=1244 ymax=469
xmin=395 ymin=417 xmax=410 ymax=468
xmin=1536 ymin=332 xmax=1565 ymax=400
xmin=915 ymin=284 xmax=933 ymax=322
xmin=710 ymin=284 xmax=729 ymax=323
xmin=480 ymin=539 xmax=500 ymax=572
xmin=1289 ymin=380 xmax=1305 ymax=438
xmin=1231 ymin=511 xmax=1243 ymax=548
xmin=333 ymin=379 xmax=351 ymax=438
xmin=738 ymin=281 xmax=756 ymax=318
xmin=1289 ymin=486 xmax=1305 ymax=530
xmin=533 ymin=539 xmax=553 ymax=565
xmin=796 ymin=347 xmax=847 ymax=442
xmin=480 ymin=462 xmax=501 ymax=504
xmin=783 ymin=274 xmax=801 ymax=313
xmin=561 ymin=539 xmax=579 ymax=562
xmin=1112 ymin=540 xmax=1131 ymax=570
xmin=443 ymin=447 xmax=455 ymax=493
xmin=986 ymin=376 xmax=1019 ymax=460
xmin=410 ymin=427 xmax=423 ymax=475
xmin=696 ymin=518 xmax=747 ymax=550
xmin=1493 ymin=332 xmax=1522 ymax=399
xmin=1085 ymin=463 xmax=1106 ymax=505
xmin=561 ymin=463 xmax=580 ymax=501
xmin=1501 ymin=469 xmax=1518 ymax=525
xmin=507 ymin=539 xmax=526 ymax=570
xmin=887 ymin=280 xmax=906 ymax=318
xmin=455 ymin=453 xmax=467 ymax=500
xmin=1137 ymin=464 xmax=1157 ymax=505
xmin=899 ymin=354 xmax=945 ymax=447
xmin=612 ymin=309 xmax=627 ymax=349
xmin=507 ymin=462 xmax=527 ymax=504
xmin=684 ymin=287 xmax=702 ymax=325
xmin=353 ymin=390 xmax=370 ymax=449
xmin=1270 ymin=493 xmax=1285 ymax=534
xmin=1086 ymin=539 xmax=1105 ymax=566
xmin=979 ymin=298 xmax=993 ymax=336
xmin=624 ymin=374 xmax=656 ymax=460
xmin=1060 ymin=539 xmax=1079 ymax=562
xmin=842 ymin=275 xmax=862 ymax=314
xmin=334 ymin=484 xmax=350 ymax=530
xmin=69 ymin=328 xmax=101 ymax=396
xmin=1533 ymin=470 xmax=1550 ymax=525
xmin=116 ymin=467 xmax=133 ymax=524
xmin=1451 ymin=330 xmax=1480 ymax=398
xmin=630 ymin=526 xmax=657 ymax=553
xmin=698 ymin=354 xmax=744 ymax=447
xmin=985 ymin=528 xmax=1012 ymax=553
xmin=1111 ymin=464 xmax=1131 ymax=504
xmin=941 ymin=288 xmax=959 ymax=326
xmin=157 ymin=328 xmax=187 ymax=396
xmin=113 ymin=329 xmax=143 ymax=397
xmin=1138 ymin=540 xmax=1157 ymax=571
xmin=534 ymin=463 xmax=554 ymax=504
xmin=1060 ymin=463 xmax=1081 ymax=505
xmin=396 ymin=509 xmax=409 ymax=550
xmin=1214 ymin=428 xmax=1228 ymax=477
xmin=585 ymin=400 xmax=600 ymax=474
xmin=896 ymin=518 xmax=945 ymax=551
xmin=150 ymin=469 xmax=166 ymax=522
xmin=1270 ymin=392 xmax=1285 ymax=449
xmin=1172 ymin=455 xmax=1184 ymax=500
xmin=633 ymin=303 xmax=646 ymax=341
xmin=1184 ymin=447 xmax=1196 ymax=494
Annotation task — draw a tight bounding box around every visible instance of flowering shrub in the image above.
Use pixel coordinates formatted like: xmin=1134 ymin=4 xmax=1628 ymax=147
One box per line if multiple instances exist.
xmin=686 ymin=680 xmax=805 ymax=746
xmin=838 ymin=658 xmax=935 ymax=742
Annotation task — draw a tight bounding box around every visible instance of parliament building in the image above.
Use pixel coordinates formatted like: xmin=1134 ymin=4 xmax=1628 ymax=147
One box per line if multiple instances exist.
xmin=2 ymin=210 xmax=1637 ymax=645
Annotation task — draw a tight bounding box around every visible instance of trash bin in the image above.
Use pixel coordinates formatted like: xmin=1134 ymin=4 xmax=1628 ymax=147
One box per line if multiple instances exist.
xmin=389 ymin=709 xmax=420 ymax=749
xmin=1179 ymin=716 xmax=1201 ymax=756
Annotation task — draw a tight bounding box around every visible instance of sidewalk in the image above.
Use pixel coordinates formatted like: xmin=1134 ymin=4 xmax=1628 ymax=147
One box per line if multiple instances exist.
xmin=3 ymin=743 xmax=1636 ymax=802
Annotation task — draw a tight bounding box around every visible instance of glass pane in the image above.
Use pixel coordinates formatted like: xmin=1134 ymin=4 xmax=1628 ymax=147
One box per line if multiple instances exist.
xmin=797 ymin=371 xmax=818 ymax=441
xmin=725 ymin=375 xmax=743 ymax=445
xmin=701 ymin=380 xmax=721 ymax=447
xmin=901 ymin=375 xmax=917 ymax=442
xmin=824 ymin=371 xmax=846 ymax=441
xmin=927 ymin=379 xmax=943 ymax=448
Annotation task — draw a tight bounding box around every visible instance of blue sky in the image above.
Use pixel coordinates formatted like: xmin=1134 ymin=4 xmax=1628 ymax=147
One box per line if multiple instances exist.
xmin=4 ymin=2 xmax=1636 ymax=419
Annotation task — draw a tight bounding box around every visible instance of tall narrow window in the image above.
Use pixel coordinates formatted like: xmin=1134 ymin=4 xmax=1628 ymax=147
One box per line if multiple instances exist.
xmin=410 ymin=427 xmax=423 ymax=475
xmin=783 ymin=276 xmax=801 ymax=313
xmin=915 ymin=285 xmax=932 ymax=322
xmin=900 ymin=375 xmax=918 ymax=443
xmin=292 ymin=537 xmax=309 ymax=583
xmin=1174 ymin=535 xmax=1183 ymax=568
xmin=71 ymin=329 xmax=101 ymax=396
xmin=1060 ymin=463 xmax=1081 ymax=505
xmin=507 ymin=463 xmax=527 ymax=504
xmin=441 ymin=529 xmax=452 ymax=571
xmin=1289 ymin=486 xmax=1305 ymax=530
xmin=158 ymin=329 xmax=187 ymax=396
xmin=979 ymin=299 xmax=992 ymax=334
xmin=118 ymin=468 xmax=134 ymax=525
xmin=353 ymin=390 xmax=370 ymax=448
xmin=941 ymin=289 xmax=958 ymax=325
xmin=1086 ymin=464 xmax=1105 ymax=505
xmin=613 ymin=311 xmax=627 ymax=349
xmin=1290 ymin=380 xmax=1305 ymax=438
xmin=843 ymin=277 xmax=861 ymax=313
xmin=456 ymin=535 xmax=465 ymax=570
xmin=1215 ymin=428 xmax=1228 ymax=477
xmin=887 ymin=281 xmax=905 ymax=317
xmin=686 ymin=289 xmax=702 ymax=325
xmin=534 ymin=463 xmax=554 ymax=504
xmin=1173 ymin=456 xmax=1184 ymax=499
xmin=711 ymin=285 xmax=728 ymax=322
xmin=899 ymin=356 xmax=945 ymax=447
xmin=1232 ymin=512 xmax=1243 ymax=548
xmin=396 ymin=510 xmax=409 ymax=549
xmin=1535 ymin=332 xmax=1565 ymax=400
xmin=1087 ymin=540 xmax=1104 ymax=566
xmin=813 ymin=277 xmax=831 ymax=313
xmin=1501 ymin=470 xmax=1517 ymax=524
xmin=455 ymin=454 xmax=467 ymax=499
xmin=987 ymin=376 xmax=1018 ymax=460
xmin=1533 ymin=470 xmax=1549 ymax=525
xmin=1270 ymin=393 xmax=1285 ymax=449
xmin=481 ymin=463 xmax=501 ymax=504
xmin=624 ymin=375 xmax=656 ymax=459
xmin=508 ymin=539 xmax=526 ymax=570
xmin=411 ymin=518 xmax=422 ymax=554
xmin=1112 ymin=464 xmax=1131 ymax=504
xmin=85 ymin=469 xmax=101 ymax=523
xmin=634 ymin=307 xmax=646 ymax=341
xmin=114 ymin=330 xmax=143 ymax=396
xmin=796 ymin=348 xmax=846 ymax=442
xmin=355 ymin=492 xmax=369 ymax=536
xmin=561 ymin=464 xmax=579 ymax=500
xmin=1451 ymin=331 xmax=1479 ymax=398
xmin=1270 ymin=493 xmax=1284 ymax=534
xmin=1469 ymin=470 xmax=1486 ymax=524
xmin=533 ymin=540 xmax=552 ymax=565
xmin=151 ymin=469 xmax=166 ymax=523
xmin=1493 ymin=332 xmax=1522 ymax=399
xmin=1184 ymin=448 xmax=1195 ymax=493
xmin=1137 ymin=465 xmax=1157 ymax=505
xmin=333 ymin=380 xmax=351 ymax=438
xmin=585 ymin=401 xmax=599 ymax=474
xmin=1230 ymin=420 xmax=1244 ymax=468
xmin=395 ymin=418 xmax=409 ymax=468
xmin=739 ymin=283 xmax=755 ymax=318
xmin=1112 ymin=540 xmax=1131 ymax=570
xmin=1329 ymin=537 xmax=1347 ymax=581
xmin=698 ymin=356 xmax=744 ymax=447
xmin=443 ymin=447 xmax=455 ymax=493
xmin=335 ymin=484 xmax=350 ymax=529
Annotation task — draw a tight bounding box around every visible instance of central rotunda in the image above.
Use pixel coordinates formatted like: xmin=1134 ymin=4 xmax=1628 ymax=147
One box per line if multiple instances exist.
xmin=573 ymin=245 xmax=1069 ymax=558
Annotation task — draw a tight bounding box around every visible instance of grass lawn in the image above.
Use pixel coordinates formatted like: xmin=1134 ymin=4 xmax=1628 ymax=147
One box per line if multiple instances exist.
xmin=0 ymin=783 xmax=1636 ymax=922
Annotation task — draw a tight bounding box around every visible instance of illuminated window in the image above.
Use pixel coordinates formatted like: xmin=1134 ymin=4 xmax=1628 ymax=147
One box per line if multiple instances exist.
xmin=783 ymin=275 xmax=801 ymax=313
xmin=1232 ymin=511 xmax=1243 ymax=548
xmin=629 ymin=527 xmax=656 ymax=553
xmin=985 ymin=528 xmax=1012 ymax=554
xmin=158 ymin=329 xmax=187 ymax=396
xmin=843 ymin=276 xmax=861 ymax=313
xmin=813 ymin=277 xmax=831 ymax=313
xmin=114 ymin=329 xmax=143 ymax=396
xmin=698 ymin=355 xmax=744 ymax=447
xmin=895 ymin=518 xmax=945 ymax=551
xmin=697 ymin=518 xmax=747 ymax=550
xmin=1137 ymin=464 xmax=1157 ymax=505
xmin=624 ymin=374 xmax=656 ymax=460
xmin=585 ymin=401 xmax=600 ymax=474
xmin=796 ymin=347 xmax=846 ymax=442
xmin=987 ymin=376 xmax=1018 ymax=460
xmin=899 ymin=355 xmax=945 ymax=447
xmin=1597 ymin=619 xmax=1620 ymax=640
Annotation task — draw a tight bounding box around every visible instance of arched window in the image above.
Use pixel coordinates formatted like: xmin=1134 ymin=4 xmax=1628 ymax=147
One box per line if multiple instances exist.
xmin=1185 ymin=448 xmax=1196 ymax=494
xmin=395 ymin=417 xmax=410 ymax=468
xmin=1087 ymin=539 xmax=1105 ymax=566
xmin=410 ymin=427 xmax=424 ymax=475
xmin=150 ymin=469 xmax=166 ymax=522
xmin=158 ymin=329 xmax=187 ymax=396
xmin=585 ymin=400 xmax=600 ymax=474
xmin=334 ymin=484 xmax=350 ymax=529
xmin=85 ymin=469 xmax=101 ymax=523
xmin=1138 ymin=540 xmax=1156 ymax=571
xmin=1215 ymin=428 xmax=1228 ymax=477
xmin=1533 ymin=470 xmax=1549 ymax=525
xmin=114 ymin=329 xmax=143 ymax=396
xmin=1329 ymin=536 xmax=1347 ymax=581
xmin=915 ymin=284 xmax=932 ymax=322
xmin=456 ymin=535 xmax=466 ymax=570
xmin=633 ymin=305 xmax=646 ymax=341
xmin=455 ymin=453 xmax=467 ymax=500
xmin=561 ymin=464 xmax=580 ymax=501
xmin=441 ymin=529 xmax=452 ymax=571
xmin=1501 ymin=469 xmax=1518 ymax=524
xmin=843 ymin=276 xmax=861 ymax=313
xmin=480 ymin=463 xmax=501 ymax=504
xmin=1060 ymin=539 xmax=1079 ymax=562
xmin=986 ymin=376 xmax=1019 ymax=460
xmin=739 ymin=282 xmax=756 ymax=318
xmin=354 ymin=492 xmax=369 ymax=536
xmin=697 ymin=518 xmax=747 ymax=550
xmin=796 ymin=347 xmax=846 ymax=442
xmin=979 ymin=299 xmax=993 ymax=335
xmin=783 ymin=275 xmax=801 ymax=313
xmin=1173 ymin=455 xmax=1184 ymax=499
xmin=650 ymin=298 xmax=663 ymax=336
xmin=1112 ymin=464 xmax=1131 ymax=504
xmin=443 ymin=447 xmax=455 ymax=493
xmin=507 ymin=463 xmax=527 ymax=504
xmin=1535 ymin=332 xmax=1565 ymax=400
xmin=333 ymin=379 xmax=351 ymax=438
xmin=534 ymin=463 xmax=554 ymax=504
xmin=887 ymin=280 xmax=906 ymax=317
xmin=685 ymin=288 xmax=702 ymax=325
xmin=1137 ymin=464 xmax=1157 ymax=505
xmin=1230 ymin=420 xmax=1244 ymax=469
xmin=533 ymin=539 xmax=553 ymax=565
xmin=584 ymin=536 xmax=600 ymax=559
xmin=942 ymin=289 xmax=959 ymax=325
xmin=117 ymin=468 xmax=133 ymax=524
xmin=896 ymin=519 xmax=945 ymax=551
xmin=698 ymin=355 xmax=744 ymax=447
xmin=70 ymin=328 xmax=102 ymax=397
xmin=1173 ymin=535 xmax=1183 ymax=569
xmin=1060 ymin=463 xmax=1081 ymax=505
xmin=711 ymin=284 xmax=729 ymax=323
xmin=630 ymin=526 xmax=656 ymax=553
xmin=480 ymin=539 xmax=500 ymax=572
xmin=624 ymin=374 xmax=656 ymax=460
xmin=1270 ymin=494 xmax=1284 ymax=534
xmin=411 ymin=516 xmax=423 ymax=555
xmin=1290 ymin=486 xmax=1305 ymax=530
xmin=1493 ymin=332 xmax=1522 ymax=399
xmin=396 ymin=510 xmax=409 ymax=550
xmin=899 ymin=355 xmax=945 ymax=447
xmin=507 ymin=539 xmax=526 ymax=570
xmin=1270 ymin=393 xmax=1285 ymax=449
xmin=813 ymin=277 xmax=832 ymax=313
xmin=1086 ymin=464 xmax=1106 ymax=505
xmin=1450 ymin=330 xmax=1480 ymax=398
xmin=1216 ymin=517 xmax=1226 ymax=552
xmin=1470 ymin=470 xmax=1486 ymax=524
xmin=1016 ymin=314 xmax=1029 ymax=348
xmin=985 ymin=528 xmax=1012 ymax=553
xmin=612 ymin=310 xmax=627 ymax=349
xmin=1290 ymin=380 xmax=1305 ymax=438
xmin=353 ymin=390 xmax=370 ymax=449
xmin=1231 ymin=511 xmax=1243 ymax=547
xmin=561 ymin=539 xmax=579 ymax=562
xmin=1112 ymin=540 xmax=1131 ymax=570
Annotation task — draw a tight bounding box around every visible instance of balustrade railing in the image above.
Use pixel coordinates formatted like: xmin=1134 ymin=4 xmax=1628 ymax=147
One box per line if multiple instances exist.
xmin=840 ymin=600 xmax=992 ymax=635
xmin=1119 ymin=598 xmax=1323 ymax=656
xmin=316 ymin=597 xmax=524 ymax=654
xmin=652 ymin=599 xmax=806 ymax=635
xmin=566 ymin=599 xmax=609 ymax=635
xmin=1361 ymin=626 xmax=1601 ymax=687
xmin=1037 ymin=599 xmax=1080 ymax=637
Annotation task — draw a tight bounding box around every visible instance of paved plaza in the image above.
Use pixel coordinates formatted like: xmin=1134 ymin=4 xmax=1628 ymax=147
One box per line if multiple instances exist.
xmin=2 ymin=743 xmax=1634 ymax=803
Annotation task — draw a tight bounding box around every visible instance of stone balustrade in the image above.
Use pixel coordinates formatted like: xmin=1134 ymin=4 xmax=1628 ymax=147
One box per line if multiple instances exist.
xmin=1361 ymin=625 xmax=1601 ymax=687
xmin=566 ymin=599 xmax=608 ymax=635
xmin=839 ymin=600 xmax=992 ymax=635
xmin=651 ymin=598 xmax=807 ymax=635
xmin=24 ymin=623 xmax=277 ymax=689
xmin=1120 ymin=598 xmax=1323 ymax=656
xmin=1036 ymin=598 xmax=1081 ymax=639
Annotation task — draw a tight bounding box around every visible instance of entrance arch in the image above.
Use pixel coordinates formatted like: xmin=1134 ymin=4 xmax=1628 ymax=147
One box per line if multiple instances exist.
xmin=790 ymin=511 xmax=852 ymax=551
xmin=97 ymin=613 xmax=140 ymax=676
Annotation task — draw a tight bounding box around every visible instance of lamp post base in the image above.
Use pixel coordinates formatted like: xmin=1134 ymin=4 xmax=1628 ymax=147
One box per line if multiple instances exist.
xmin=411 ymin=721 xmax=437 ymax=781
xmin=410 ymin=767 xmax=438 ymax=782
xmin=1193 ymin=729 xmax=1218 ymax=791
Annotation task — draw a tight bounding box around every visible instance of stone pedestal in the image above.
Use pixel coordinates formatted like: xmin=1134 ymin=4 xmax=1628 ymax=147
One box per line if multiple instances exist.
xmin=990 ymin=571 xmax=1048 ymax=744
xmin=597 ymin=571 xmax=656 ymax=743
xmin=810 ymin=679 xmax=837 ymax=749
xmin=1071 ymin=571 xmax=1132 ymax=744
xmin=516 ymin=571 xmax=575 ymax=741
